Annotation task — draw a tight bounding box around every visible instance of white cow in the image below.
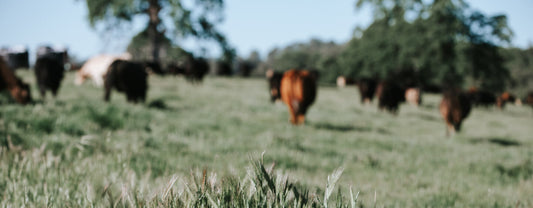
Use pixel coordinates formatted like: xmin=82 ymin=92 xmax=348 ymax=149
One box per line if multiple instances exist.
xmin=75 ymin=53 xmax=131 ymax=87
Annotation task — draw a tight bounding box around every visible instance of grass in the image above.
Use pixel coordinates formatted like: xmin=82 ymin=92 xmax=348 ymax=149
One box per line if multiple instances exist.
xmin=1 ymin=70 xmax=532 ymax=207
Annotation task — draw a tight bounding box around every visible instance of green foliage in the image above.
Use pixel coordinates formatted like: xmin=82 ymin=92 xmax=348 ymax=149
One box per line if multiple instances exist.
xmin=265 ymin=39 xmax=345 ymax=83
xmin=86 ymin=0 xmax=233 ymax=62
xmin=342 ymin=0 xmax=513 ymax=91
xmin=501 ymin=47 xmax=533 ymax=96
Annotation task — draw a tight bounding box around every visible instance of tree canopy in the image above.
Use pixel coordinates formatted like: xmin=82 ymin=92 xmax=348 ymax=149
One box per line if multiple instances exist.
xmin=341 ymin=0 xmax=513 ymax=91
xmin=86 ymin=0 xmax=233 ymax=62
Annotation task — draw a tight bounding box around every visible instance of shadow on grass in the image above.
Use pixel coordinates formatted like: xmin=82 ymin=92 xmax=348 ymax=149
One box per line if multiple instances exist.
xmin=147 ymin=99 xmax=177 ymax=111
xmin=311 ymin=122 xmax=391 ymax=134
xmin=405 ymin=112 xmax=440 ymax=122
xmin=312 ymin=122 xmax=370 ymax=132
xmin=470 ymin=137 xmax=521 ymax=147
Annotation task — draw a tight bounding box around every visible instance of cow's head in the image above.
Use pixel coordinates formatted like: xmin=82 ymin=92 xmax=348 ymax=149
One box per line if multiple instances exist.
xmin=10 ymin=79 xmax=32 ymax=104
xmin=266 ymin=69 xmax=283 ymax=102
xmin=74 ymin=70 xmax=90 ymax=85
xmin=144 ymin=61 xmax=164 ymax=75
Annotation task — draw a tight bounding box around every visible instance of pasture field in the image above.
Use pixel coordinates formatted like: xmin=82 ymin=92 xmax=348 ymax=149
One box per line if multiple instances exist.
xmin=1 ymin=70 xmax=533 ymax=207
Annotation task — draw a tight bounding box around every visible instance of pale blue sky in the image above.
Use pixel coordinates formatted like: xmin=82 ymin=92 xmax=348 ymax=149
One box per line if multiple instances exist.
xmin=0 ymin=0 xmax=531 ymax=61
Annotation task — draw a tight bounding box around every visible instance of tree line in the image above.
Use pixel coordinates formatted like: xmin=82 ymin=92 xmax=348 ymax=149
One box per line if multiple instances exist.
xmin=86 ymin=0 xmax=532 ymax=95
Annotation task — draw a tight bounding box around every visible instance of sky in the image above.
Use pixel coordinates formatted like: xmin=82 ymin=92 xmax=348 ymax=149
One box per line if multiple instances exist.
xmin=0 ymin=0 xmax=532 ymax=62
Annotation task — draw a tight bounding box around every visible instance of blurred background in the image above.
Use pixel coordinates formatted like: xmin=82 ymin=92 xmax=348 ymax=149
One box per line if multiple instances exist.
xmin=1 ymin=0 xmax=532 ymax=95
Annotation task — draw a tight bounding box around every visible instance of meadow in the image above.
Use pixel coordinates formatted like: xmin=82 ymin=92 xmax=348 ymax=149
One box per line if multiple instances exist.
xmin=1 ymin=70 xmax=532 ymax=207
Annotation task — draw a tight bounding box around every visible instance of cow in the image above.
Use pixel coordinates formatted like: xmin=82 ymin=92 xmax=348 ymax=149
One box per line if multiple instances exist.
xmin=376 ymin=80 xmax=405 ymax=114
xmin=271 ymin=69 xmax=318 ymax=125
xmin=183 ymin=55 xmax=209 ymax=83
xmin=167 ymin=63 xmax=186 ymax=76
xmin=75 ymin=53 xmax=131 ymax=87
xmin=422 ymin=83 xmax=442 ymax=94
xmin=0 ymin=58 xmax=31 ymax=104
xmin=496 ymin=92 xmax=518 ymax=109
xmin=34 ymin=56 xmax=64 ymax=99
xmin=467 ymin=87 xmax=496 ymax=107
xmin=405 ymin=87 xmax=422 ymax=107
xmin=1 ymin=46 xmax=30 ymax=70
xmin=266 ymin=69 xmax=284 ymax=102
xmin=37 ymin=46 xmax=69 ymax=70
xmin=356 ymin=77 xmax=378 ymax=104
xmin=214 ymin=60 xmax=233 ymax=76
xmin=336 ymin=76 xmax=356 ymax=88
xmin=104 ymin=60 xmax=147 ymax=103
xmin=144 ymin=61 xmax=164 ymax=75
xmin=440 ymin=89 xmax=472 ymax=136
xmin=525 ymin=91 xmax=533 ymax=108
xmin=238 ymin=60 xmax=255 ymax=77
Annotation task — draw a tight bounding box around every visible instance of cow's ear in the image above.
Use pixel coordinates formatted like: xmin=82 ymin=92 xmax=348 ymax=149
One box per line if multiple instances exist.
xmin=266 ymin=69 xmax=274 ymax=78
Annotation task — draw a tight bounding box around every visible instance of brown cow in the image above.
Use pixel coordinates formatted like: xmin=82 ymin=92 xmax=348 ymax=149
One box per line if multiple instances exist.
xmin=268 ymin=69 xmax=318 ymax=125
xmin=525 ymin=91 xmax=533 ymax=107
xmin=0 ymin=58 xmax=31 ymax=104
xmin=356 ymin=77 xmax=378 ymax=104
xmin=405 ymin=87 xmax=422 ymax=107
xmin=496 ymin=92 xmax=518 ymax=109
xmin=440 ymin=89 xmax=472 ymax=136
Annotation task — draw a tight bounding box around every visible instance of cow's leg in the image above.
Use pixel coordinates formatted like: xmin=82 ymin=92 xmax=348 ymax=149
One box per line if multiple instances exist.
xmin=447 ymin=124 xmax=456 ymax=137
xmin=296 ymin=105 xmax=309 ymax=125
xmin=52 ymin=87 xmax=58 ymax=98
xmin=126 ymin=92 xmax=135 ymax=103
xmin=140 ymin=90 xmax=147 ymax=103
xmin=39 ymin=86 xmax=46 ymax=100
xmin=287 ymin=105 xmax=297 ymax=124
xmin=104 ymin=87 xmax=111 ymax=102
xmin=296 ymin=114 xmax=305 ymax=125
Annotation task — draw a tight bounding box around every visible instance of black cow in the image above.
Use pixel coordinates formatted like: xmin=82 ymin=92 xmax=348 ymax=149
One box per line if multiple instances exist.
xmin=167 ymin=55 xmax=209 ymax=83
xmin=37 ymin=46 xmax=69 ymax=70
xmin=266 ymin=69 xmax=284 ymax=102
xmin=214 ymin=60 xmax=233 ymax=76
xmin=467 ymin=88 xmax=496 ymax=107
xmin=104 ymin=60 xmax=148 ymax=103
xmin=356 ymin=77 xmax=378 ymax=104
xmin=376 ymin=80 xmax=405 ymax=114
xmin=34 ymin=56 xmax=64 ymax=99
xmin=144 ymin=61 xmax=164 ymax=75
xmin=184 ymin=56 xmax=209 ymax=83
xmin=1 ymin=46 xmax=30 ymax=70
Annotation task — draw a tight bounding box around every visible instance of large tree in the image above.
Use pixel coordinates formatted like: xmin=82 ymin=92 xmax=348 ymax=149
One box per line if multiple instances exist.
xmin=86 ymin=0 xmax=233 ymax=62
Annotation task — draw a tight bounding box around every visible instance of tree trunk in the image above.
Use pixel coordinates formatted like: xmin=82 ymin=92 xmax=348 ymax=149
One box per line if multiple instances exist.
xmin=148 ymin=0 xmax=161 ymax=62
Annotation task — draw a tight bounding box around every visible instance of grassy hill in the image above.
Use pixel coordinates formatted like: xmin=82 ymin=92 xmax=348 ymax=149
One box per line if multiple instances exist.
xmin=1 ymin=70 xmax=532 ymax=207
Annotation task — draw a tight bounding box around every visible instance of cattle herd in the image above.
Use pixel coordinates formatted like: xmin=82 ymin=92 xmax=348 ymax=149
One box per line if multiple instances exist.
xmin=1 ymin=47 xmax=533 ymax=136
xmin=268 ymin=71 xmax=533 ymax=135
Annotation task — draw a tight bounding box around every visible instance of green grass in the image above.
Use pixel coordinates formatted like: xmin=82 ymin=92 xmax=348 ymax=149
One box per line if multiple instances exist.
xmin=1 ymin=70 xmax=532 ymax=207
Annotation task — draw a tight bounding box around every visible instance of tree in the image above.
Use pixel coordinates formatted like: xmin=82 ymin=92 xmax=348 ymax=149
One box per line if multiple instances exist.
xmin=265 ymin=39 xmax=345 ymax=83
xmin=85 ymin=0 xmax=232 ymax=62
xmin=343 ymin=0 xmax=513 ymax=91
